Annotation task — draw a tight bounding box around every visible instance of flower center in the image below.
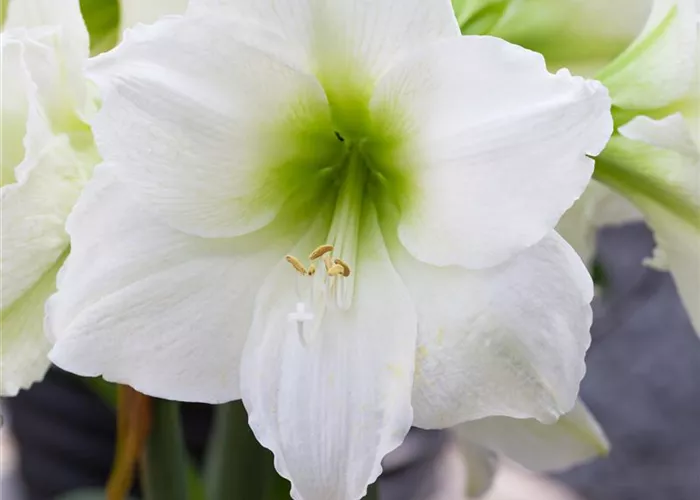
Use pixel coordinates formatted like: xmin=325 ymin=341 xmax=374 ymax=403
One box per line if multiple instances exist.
xmin=285 ymin=147 xmax=368 ymax=344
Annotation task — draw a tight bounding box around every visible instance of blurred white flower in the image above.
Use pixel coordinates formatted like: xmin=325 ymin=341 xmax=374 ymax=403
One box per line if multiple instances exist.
xmin=455 ymin=399 xmax=608 ymax=497
xmin=592 ymin=0 xmax=699 ymax=332
xmin=0 ymin=0 xmax=98 ymax=395
xmin=46 ymin=1 xmax=611 ymax=499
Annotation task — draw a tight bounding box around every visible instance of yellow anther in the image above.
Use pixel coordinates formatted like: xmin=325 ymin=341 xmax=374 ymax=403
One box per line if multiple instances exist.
xmin=308 ymin=263 xmax=316 ymax=276
xmin=285 ymin=255 xmax=307 ymax=275
xmin=333 ymin=258 xmax=351 ymax=277
xmin=327 ymin=263 xmax=346 ymax=277
xmin=309 ymin=244 xmax=334 ymax=261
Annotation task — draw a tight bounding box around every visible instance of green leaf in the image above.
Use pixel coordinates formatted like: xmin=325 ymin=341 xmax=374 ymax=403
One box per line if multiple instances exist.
xmin=81 ymin=376 xmax=118 ymax=407
xmin=205 ymin=401 xmax=291 ymax=500
xmin=362 ymin=482 xmax=381 ymax=500
xmin=141 ymin=399 xmax=189 ymax=500
xmin=79 ymin=0 xmax=120 ymax=55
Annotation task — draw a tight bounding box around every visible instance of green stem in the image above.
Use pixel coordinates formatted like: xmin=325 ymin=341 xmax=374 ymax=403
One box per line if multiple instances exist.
xmin=363 ymin=482 xmax=380 ymax=500
xmin=141 ymin=399 xmax=188 ymax=500
xmin=205 ymin=401 xmax=288 ymax=500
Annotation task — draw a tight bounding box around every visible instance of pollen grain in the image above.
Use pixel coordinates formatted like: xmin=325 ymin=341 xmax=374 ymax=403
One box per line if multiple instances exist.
xmin=285 ymin=255 xmax=308 ymax=275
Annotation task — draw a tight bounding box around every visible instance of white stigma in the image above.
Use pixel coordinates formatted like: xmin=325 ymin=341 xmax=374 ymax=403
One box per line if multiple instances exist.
xmin=288 ymin=301 xmax=314 ymax=345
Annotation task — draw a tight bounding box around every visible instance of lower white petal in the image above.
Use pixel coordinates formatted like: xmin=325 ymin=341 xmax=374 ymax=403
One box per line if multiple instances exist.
xmin=456 ymin=399 xmax=608 ymax=473
xmin=241 ymin=203 xmax=417 ymax=500
xmin=390 ymin=229 xmax=593 ymax=426
xmin=47 ymin=167 xmax=302 ymax=403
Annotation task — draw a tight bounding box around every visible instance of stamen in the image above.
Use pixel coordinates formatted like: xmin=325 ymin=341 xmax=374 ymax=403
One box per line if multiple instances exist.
xmin=327 ymin=263 xmax=346 ymax=277
xmin=333 ymin=258 xmax=351 ymax=277
xmin=308 ymin=263 xmax=316 ymax=276
xmin=285 ymin=255 xmax=307 ymax=275
xmin=309 ymin=244 xmax=334 ymax=260
xmin=323 ymin=254 xmax=333 ymax=272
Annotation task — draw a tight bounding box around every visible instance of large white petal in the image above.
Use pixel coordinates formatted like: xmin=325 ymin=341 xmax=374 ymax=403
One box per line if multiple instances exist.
xmin=392 ymin=229 xmax=593 ymax=426
xmin=597 ymin=0 xmax=699 ymax=109
xmin=87 ymin=15 xmax=341 ymax=239
xmin=119 ymin=0 xmax=188 ymax=31
xmin=456 ymin=399 xmax=608 ymax=473
xmin=241 ymin=203 xmax=417 ymax=500
xmin=47 ymin=167 xmax=306 ymax=403
xmin=189 ymin=0 xmax=459 ymax=85
xmin=371 ymin=36 xmax=612 ymax=269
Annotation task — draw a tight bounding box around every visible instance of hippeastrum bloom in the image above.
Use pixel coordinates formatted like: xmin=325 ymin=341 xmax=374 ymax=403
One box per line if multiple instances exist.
xmin=47 ymin=1 xmax=612 ymax=498
xmin=0 ymin=0 xmax=99 ymax=395
xmin=455 ymin=400 xmax=608 ymax=497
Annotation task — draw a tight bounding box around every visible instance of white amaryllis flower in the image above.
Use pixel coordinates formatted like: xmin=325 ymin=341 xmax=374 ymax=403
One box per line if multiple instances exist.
xmin=47 ymin=1 xmax=612 ymax=498
xmin=0 ymin=0 xmax=98 ymax=395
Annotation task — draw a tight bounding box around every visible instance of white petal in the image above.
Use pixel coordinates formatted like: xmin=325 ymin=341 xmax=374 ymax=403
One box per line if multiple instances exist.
xmin=605 ymin=116 xmax=700 ymax=333
xmin=620 ymin=113 xmax=699 ymax=156
xmin=456 ymin=399 xmax=609 ymax=473
xmin=241 ymin=203 xmax=417 ymax=500
xmin=6 ymin=0 xmax=88 ymax=44
xmin=119 ymin=0 xmax=188 ymax=31
xmin=5 ymin=0 xmax=90 ymax=122
xmin=395 ymin=230 xmax=593 ymax=426
xmin=189 ymin=0 xmax=459 ymax=84
xmin=597 ymin=0 xmax=699 ymax=109
xmin=0 ymin=257 xmax=60 ymax=396
xmin=557 ymin=180 xmax=642 ymax=264
xmin=88 ymin=15 xmax=341 ymax=239
xmin=371 ymin=36 xmax=612 ymax=269
xmin=1 ymin=135 xmax=92 ymax=309
xmin=47 ymin=167 xmax=305 ymax=403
